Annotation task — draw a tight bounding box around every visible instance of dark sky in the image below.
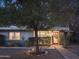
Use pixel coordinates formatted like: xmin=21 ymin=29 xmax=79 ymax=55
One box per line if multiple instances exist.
xmin=0 ymin=0 xmax=16 ymax=7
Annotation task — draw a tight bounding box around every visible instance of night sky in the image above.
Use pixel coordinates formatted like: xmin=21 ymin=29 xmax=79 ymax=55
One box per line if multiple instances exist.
xmin=0 ymin=0 xmax=16 ymax=7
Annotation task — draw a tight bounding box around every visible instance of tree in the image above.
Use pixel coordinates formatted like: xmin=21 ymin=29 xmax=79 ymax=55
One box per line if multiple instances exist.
xmin=0 ymin=0 xmax=75 ymax=54
xmin=15 ymin=0 xmax=54 ymax=54
xmin=16 ymin=0 xmax=75 ymax=54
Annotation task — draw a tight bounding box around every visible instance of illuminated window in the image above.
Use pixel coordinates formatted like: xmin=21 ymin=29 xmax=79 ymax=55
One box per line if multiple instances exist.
xmin=9 ymin=32 xmax=15 ymax=40
xmin=9 ymin=32 xmax=20 ymax=40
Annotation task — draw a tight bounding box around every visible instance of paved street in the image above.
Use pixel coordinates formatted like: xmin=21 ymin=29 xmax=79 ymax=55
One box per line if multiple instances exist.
xmin=0 ymin=45 xmax=79 ymax=59
xmin=0 ymin=47 xmax=65 ymax=59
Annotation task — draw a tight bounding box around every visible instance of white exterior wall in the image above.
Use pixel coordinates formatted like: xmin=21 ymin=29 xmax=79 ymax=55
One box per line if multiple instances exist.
xmin=0 ymin=31 xmax=33 ymax=41
xmin=0 ymin=31 xmax=53 ymax=41
xmin=20 ymin=31 xmax=33 ymax=40
xmin=0 ymin=32 xmax=9 ymax=40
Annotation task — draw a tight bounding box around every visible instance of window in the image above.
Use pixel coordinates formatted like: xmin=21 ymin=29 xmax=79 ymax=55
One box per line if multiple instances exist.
xmin=38 ymin=31 xmax=51 ymax=37
xmin=9 ymin=32 xmax=15 ymax=40
xmin=15 ymin=32 xmax=20 ymax=40
xmin=9 ymin=32 xmax=20 ymax=40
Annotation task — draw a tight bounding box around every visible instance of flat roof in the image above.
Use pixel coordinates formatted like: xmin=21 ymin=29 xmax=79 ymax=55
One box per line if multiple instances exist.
xmin=0 ymin=25 xmax=25 ymax=31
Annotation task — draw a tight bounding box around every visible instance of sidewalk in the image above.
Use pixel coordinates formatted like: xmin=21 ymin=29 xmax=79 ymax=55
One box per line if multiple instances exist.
xmin=54 ymin=45 xmax=79 ymax=59
xmin=67 ymin=44 xmax=79 ymax=56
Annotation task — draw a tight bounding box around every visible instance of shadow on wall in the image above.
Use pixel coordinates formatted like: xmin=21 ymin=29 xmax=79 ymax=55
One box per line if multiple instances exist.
xmin=6 ymin=40 xmax=26 ymax=47
xmin=0 ymin=35 xmax=6 ymax=46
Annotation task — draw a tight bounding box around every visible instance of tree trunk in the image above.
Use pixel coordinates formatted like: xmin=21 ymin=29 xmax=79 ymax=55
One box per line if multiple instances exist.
xmin=34 ymin=28 xmax=39 ymax=54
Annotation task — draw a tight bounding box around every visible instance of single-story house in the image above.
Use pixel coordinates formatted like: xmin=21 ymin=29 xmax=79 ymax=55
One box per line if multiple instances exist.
xmin=0 ymin=25 xmax=33 ymax=47
xmin=0 ymin=25 xmax=72 ymax=47
xmin=35 ymin=26 xmax=71 ymax=46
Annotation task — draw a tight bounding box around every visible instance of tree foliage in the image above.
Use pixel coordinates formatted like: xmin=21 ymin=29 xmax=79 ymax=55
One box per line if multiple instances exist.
xmin=0 ymin=0 xmax=77 ymax=54
xmin=0 ymin=0 xmax=76 ymax=27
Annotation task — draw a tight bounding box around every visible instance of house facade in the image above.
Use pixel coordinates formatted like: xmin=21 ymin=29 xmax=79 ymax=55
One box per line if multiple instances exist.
xmin=32 ymin=26 xmax=71 ymax=46
xmin=0 ymin=25 xmax=33 ymax=46
xmin=0 ymin=26 xmax=71 ymax=47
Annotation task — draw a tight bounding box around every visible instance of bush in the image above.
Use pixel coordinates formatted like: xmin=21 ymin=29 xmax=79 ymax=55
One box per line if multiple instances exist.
xmin=28 ymin=37 xmax=51 ymax=46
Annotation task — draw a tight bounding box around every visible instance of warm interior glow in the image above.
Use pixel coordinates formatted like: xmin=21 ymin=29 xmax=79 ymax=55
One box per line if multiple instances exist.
xmin=15 ymin=32 xmax=20 ymax=40
xmin=38 ymin=31 xmax=51 ymax=37
xmin=9 ymin=32 xmax=15 ymax=40
xmin=33 ymin=31 xmax=52 ymax=37
xmin=52 ymin=31 xmax=59 ymax=44
xmin=9 ymin=32 xmax=20 ymax=40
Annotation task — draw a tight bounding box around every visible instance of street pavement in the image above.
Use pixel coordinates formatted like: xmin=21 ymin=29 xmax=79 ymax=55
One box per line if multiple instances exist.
xmin=0 ymin=47 xmax=65 ymax=59
xmin=0 ymin=45 xmax=79 ymax=59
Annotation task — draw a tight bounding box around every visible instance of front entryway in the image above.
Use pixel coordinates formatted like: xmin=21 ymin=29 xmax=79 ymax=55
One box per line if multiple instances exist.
xmin=0 ymin=35 xmax=6 ymax=46
xmin=52 ymin=31 xmax=60 ymax=45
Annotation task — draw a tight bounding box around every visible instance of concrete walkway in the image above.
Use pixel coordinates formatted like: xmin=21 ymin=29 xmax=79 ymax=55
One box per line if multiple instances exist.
xmin=54 ymin=45 xmax=79 ymax=59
